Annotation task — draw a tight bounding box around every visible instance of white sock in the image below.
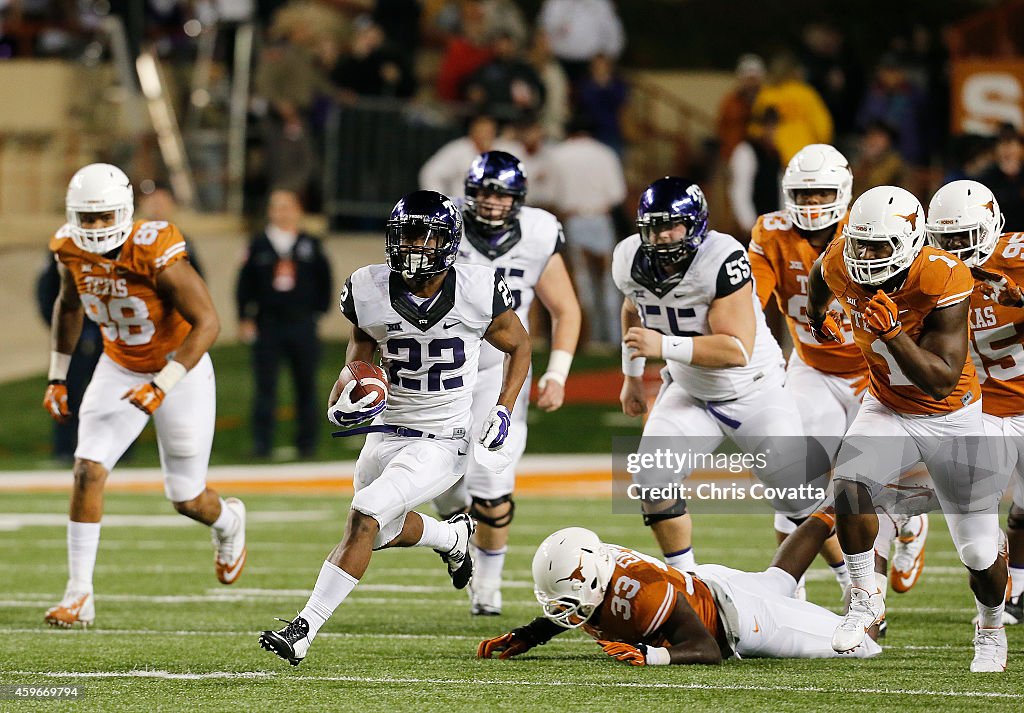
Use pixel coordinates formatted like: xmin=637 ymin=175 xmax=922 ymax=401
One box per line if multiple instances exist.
xmin=874 ymin=514 xmax=897 ymax=555
xmin=1009 ymin=565 xmax=1024 ymax=599
xmin=831 ymin=561 xmax=851 ymax=590
xmin=211 ymin=498 xmax=240 ymax=536
xmin=67 ymin=521 xmax=101 ymax=592
xmin=844 ymin=550 xmax=876 ymax=590
xmin=976 ymin=599 xmax=1005 ymax=628
xmin=415 ymin=512 xmax=457 ymax=552
xmin=471 ymin=543 xmax=507 ymax=587
xmin=796 ymin=574 xmax=807 ymax=592
xmin=299 ymin=561 xmax=359 ymax=637
xmin=664 ymin=547 xmax=696 ymax=571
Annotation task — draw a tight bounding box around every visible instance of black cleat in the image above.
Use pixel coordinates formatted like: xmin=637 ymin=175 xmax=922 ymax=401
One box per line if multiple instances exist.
xmin=259 ymin=616 xmax=311 ymax=666
xmin=437 ymin=513 xmax=475 ymax=590
xmin=1005 ymin=594 xmax=1023 ymax=625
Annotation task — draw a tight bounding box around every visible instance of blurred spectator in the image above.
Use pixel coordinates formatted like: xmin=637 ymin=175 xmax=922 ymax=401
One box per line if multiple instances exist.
xmin=464 ymin=29 xmax=545 ymax=122
xmin=373 ymin=0 xmax=421 ymax=63
xmin=942 ymin=134 xmax=994 ymax=184
xmin=528 ymin=32 xmax=570 ymax=140
xmin=419 ymin=114 xmax=525 ymax=200
xmin=548 ymin=116 xmax=627 ymax=346
xmin=517 ymin=119 xmax=559 ymax=208
xmin=575 ymin=53 xmax=628 ymax=155
xmin=852 ymin=121 xmax=907 ymax=199
xmin=138 ymin=184 xmax=204 ymax=278
xmin=236 ymin=190 xmax=333 ymax=460
xmin=752 ymin=52 xmax=833 ymax=165
xmin=332 ymin=16 xmax=415 ymax=100
xmin=979 ymin=124 xmax=1024 ymax=229
xmin=434 ymin=0 xmax=528 ymax=47
xmin=539 ymin=0 xmax=624 ymax=83
xmin=254 ymin=5 xmax=340 ymax=198
xmin=856 ymin=54 xmax=928 ymax=167
xmin=716 ymin=53 xmax=766 ymax=161
xmin=728 ymin=107 xmax=782 ymax=236
xmin=798 ymin=23 xmax=863 ymax=138
xmin=435 ymin=1 xmax=494 ymax=101
xmin=36 ymin=256 xmax=102 ymax=463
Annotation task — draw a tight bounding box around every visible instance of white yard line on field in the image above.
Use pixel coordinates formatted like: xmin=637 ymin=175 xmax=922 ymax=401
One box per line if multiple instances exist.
xmin=8 ymin=670 xmax=1022 ymax=699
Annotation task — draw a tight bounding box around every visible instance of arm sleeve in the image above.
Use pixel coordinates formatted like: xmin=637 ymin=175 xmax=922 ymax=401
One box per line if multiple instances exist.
xmin=637 ymin=579 xmax=676 ymax=639
xmin=715 ymin=249 xmax=753 ymax=299
xmin=748 ymin=236 xmax=777 ymax=310
xmin=339 ymin=276 xmax=358 ymax=324
xmin=552 ymin=220 xmax=567 ymax=256
xmin=935 ymin=260 xmax=975 ymax=309
xmin=492 ymin=272 xmax=514 ymax=319
xmin=727 ymin=143 xmax=758 ymax=233
xmin=151 ymin=224 xmax=188 ymax=275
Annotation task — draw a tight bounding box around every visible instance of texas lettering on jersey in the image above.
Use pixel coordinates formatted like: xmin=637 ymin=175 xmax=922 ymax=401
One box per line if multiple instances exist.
xmin=582 ymin=545 xmax=721 ymax=647
xmin=50 ymin=220 xmax=191 ymax=373
xmin=969 ymin=232 xmax=1024 ymax=417
xmin=821 ymin=238 xmax=979 ymax=415
xmin=749 ymin=212 xmax=866 ymax=379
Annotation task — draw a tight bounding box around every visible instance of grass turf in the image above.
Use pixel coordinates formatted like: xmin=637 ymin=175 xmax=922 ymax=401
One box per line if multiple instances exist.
xmin=0 ymin=491 xmax=1021 ymax=711
xmin=0 ymin=343 xmax=634 ymax=470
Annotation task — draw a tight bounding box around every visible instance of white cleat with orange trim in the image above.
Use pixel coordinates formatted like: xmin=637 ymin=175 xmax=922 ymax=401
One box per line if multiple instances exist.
xmin=212 ymin=497 xmax=247 ymax=585
xmin=970 ymin=625 xmax=1007 ymax=672
xmin=44 ymin=588 xmax=94 ymax=629
xmin=832 ymin=586 xmax=885 ymax=653
xmin=890 ymin=514 xmax=928 ymax=593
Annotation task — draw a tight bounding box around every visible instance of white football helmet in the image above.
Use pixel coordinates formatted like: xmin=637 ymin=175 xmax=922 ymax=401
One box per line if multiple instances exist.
xmin=65 ymin=163 xmax=135 ymax=254
xmin=532 ymin=527 xmax=615 ymax=629
xmin=782 ymin=144 xmax=853 ymax=231
xmin=925 ymin=180 xmax=1005 ymax=267
xmin=843 ymin=186 xmax=925 ymax=286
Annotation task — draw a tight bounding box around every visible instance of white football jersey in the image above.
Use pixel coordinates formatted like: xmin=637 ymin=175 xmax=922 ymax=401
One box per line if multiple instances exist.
xmin=457 ymin=206 xmax=565 ymax=370
xmin=612 ymin=231 xmax=785 ymax=401
xmin=340 ymin=263 xmax=515 ymax=435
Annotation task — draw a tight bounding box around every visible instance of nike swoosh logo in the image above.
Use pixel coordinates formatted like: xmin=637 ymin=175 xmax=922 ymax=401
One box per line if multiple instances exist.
xmin=458 ymin=450 xmax=468 ymax=456
xmin=219 ymin=549 xmax=247 ymax=581
xmin=443 ymin=322 xmax=458 ymax=329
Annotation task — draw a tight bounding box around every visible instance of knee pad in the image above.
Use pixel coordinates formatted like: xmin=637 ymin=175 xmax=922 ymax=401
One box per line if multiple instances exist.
xmin=953 ymin=515 xmax=1001 ymax=571
xmin=1008 ymin=506 xmax=1024 ymax=532
xmin=642 ymin=501 xmax=688 ymax=527
xmin=773 ymin=513 xmax=805 ymax=535
xmin=470 ymin=494 xmax=515 ymax=528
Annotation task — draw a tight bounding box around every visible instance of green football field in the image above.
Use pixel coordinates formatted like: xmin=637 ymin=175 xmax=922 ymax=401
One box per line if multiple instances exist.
xmin=0 ymin=491 xmax=1021 ymax=711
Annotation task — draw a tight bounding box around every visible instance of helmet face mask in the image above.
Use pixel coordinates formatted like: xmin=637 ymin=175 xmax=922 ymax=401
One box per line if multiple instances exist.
xmin=464 ymin=151 xmax=527 ymax=237
xmin=842 ymin=185 xmax=925 ymax=287
xmin=637 ymin=178 xmax=709 ymax=268
xmin=925 ymin=180 xmax=1005 ymax=268
xmin=782 ymin=144 xmax=852 ymax=232
xmin=385 ymin=191 xmax=463 ymax=280
xmin=65 ymin=163 xmax=135 ymax=254
xmin=532 ymin=527 xmax=615 ymax=630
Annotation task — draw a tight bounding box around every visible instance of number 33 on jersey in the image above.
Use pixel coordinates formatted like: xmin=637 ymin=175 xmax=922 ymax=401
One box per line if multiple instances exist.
xmin=50 ymin=220 xmax=192 ymax=373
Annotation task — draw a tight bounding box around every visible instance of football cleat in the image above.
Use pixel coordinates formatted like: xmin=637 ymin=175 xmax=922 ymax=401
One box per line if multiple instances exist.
xmin=832 ymin=586 xmax=885 ymax=653
xmin=212 ymin=497 xmax=247 ymax=585
xmin=258 ymin=616 xmax=312 ymax=666
xmin=44 ymin=588 xmax=94 ymax=629
xmin=470 ymin=583 xmax=502 ymax=616
xmin=890 ymin=514 xmax=928 ymax=593
xmin=970 ymin=625 xmax=1007 ymax=672
xmin=1004 ymin=593 xmax=1023 ymax=625
xmin=437 ymin=513 xmax=475 ymax=590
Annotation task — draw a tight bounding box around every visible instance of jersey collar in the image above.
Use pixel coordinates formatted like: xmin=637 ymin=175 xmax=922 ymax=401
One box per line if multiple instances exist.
xmin=389 ymin=269 xmax=458 ymax=331
xmin=631 ymin=248 xmax=693 ymax=298
xmin=462 ymin=215 xmax=523 ymax=260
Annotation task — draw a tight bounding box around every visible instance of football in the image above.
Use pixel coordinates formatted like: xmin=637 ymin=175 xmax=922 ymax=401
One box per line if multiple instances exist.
xmin=329 ymin=360 xmax=389 ymax=410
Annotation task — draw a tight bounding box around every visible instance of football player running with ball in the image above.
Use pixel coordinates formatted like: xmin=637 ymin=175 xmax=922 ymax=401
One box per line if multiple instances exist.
xmin=615 ymin=178 xmax=820 ymax=573
xmin=42 ymin=164 xmax=245 ymax=629
xmin=807 ymin=185 xmax=1009 ymax=671
xmin=258 ymin=191 xmax=531 ymax=666
xmin=478 ymin=512 xmax=881 ymax=666
xmin=433 ymin=151 xmax=581 ymax=616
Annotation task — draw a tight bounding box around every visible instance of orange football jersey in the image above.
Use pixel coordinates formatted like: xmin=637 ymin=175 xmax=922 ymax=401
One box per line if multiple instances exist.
xmin=750 ymin=212 xmax=866 ymax=378
xmin=970 ymin=232 xmax=1024 ymax=417
xmin=582 ymin=546 xmax=721 ymax=647
xmin=50 ymin=220 xmax=192 ymax=373
xmin=820 ymin=238 xmax=979 ymax=415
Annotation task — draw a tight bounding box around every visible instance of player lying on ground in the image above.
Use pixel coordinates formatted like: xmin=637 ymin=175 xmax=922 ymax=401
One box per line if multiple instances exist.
xmin=478 ymin=512 xmax=882 ymax=666
xmin=258 ymin=190 xmax=531 ymax=665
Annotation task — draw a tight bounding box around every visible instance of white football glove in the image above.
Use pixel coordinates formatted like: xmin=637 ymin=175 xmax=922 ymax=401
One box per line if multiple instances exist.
xmin=478 ymin=405 xmax=512 ymax=450
xmin=327 ymin=380 xmax=386 ymax=427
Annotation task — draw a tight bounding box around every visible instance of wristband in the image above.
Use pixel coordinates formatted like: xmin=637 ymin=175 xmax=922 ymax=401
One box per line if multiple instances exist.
xmin=661 ymin=335 xmax=694 ymax=365
xmin=48 ymin=352 xmax=72 ymax=381
xmin=152 ymin=360 xmax=187 ymax=393
xmin=539 ymin=349 xmax=574 ymax=386
xmin=644 ymin=646 xmax=671 ymax=666
xmin=621 ymin=342 xmax=645 ymax=377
